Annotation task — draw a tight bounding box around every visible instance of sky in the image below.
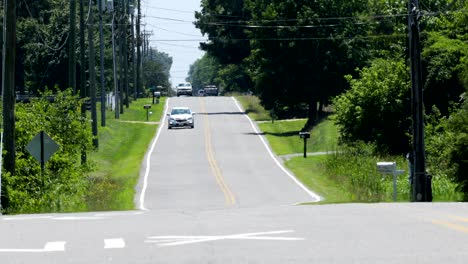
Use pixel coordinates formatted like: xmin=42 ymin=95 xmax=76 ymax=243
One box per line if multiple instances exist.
xmin=142 ymin=0 xmax=207 ymax=87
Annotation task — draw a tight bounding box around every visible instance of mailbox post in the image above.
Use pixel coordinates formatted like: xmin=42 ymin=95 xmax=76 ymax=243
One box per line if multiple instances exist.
xmin=153 ymin=91 xmax=161 ymax=104
xmin=299 ymin=132 xmax=310 ymax=158
xmin=143 ymin=104 xmax=151 ymax=121
xmin=377 ymin=162 xmax=405 ymax=201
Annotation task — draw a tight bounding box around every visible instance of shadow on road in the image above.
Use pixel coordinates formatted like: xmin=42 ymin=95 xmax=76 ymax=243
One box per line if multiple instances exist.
xmin=196 ymin=111 xmax=246 ymax=116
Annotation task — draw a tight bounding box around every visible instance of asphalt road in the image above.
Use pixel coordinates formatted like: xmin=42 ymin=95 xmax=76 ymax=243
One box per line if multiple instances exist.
xmin=0 ymin=96 xmax=467 ymax=263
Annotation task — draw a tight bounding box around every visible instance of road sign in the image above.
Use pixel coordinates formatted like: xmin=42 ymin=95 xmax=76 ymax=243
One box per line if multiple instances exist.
xmin=26 ymin=131 xmax=59 ymax=167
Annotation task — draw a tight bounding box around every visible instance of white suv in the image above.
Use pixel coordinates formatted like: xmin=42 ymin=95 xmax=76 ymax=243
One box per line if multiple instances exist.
xmin=176 ymin=82 xmax=193 ymax=97
xmin=167 ymin=107 xmax=195 ymax=129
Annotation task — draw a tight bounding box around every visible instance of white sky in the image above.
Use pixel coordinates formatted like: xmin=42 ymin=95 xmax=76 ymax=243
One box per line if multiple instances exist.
xmin=142 ymin=0 xmax=206 ymax=87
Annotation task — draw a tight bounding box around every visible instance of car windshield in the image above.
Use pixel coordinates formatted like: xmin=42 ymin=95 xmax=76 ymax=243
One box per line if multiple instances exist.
xmin=171 ymin=109 xmax=190 ymax=115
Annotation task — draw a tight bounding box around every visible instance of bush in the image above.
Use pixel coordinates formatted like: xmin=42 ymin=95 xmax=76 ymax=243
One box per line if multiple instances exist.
xmin=333 ymin=57 xmax=411 ymax=154
xmin=426 ymin=95 xmax=468 ymax=200
xmin=3 ymin=89 xmax=94 ymax=213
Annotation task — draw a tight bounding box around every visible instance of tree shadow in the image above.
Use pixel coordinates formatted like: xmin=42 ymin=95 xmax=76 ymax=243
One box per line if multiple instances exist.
xmin=196 ymin=111 xmax=246 ymax=116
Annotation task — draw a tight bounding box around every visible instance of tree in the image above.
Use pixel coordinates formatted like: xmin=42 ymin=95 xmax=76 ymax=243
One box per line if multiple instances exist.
xmin=194 ymin=0 xmax=253 ymax=92
xmin=245 ymin=0 xmax=371 ymax=127
xmin=333 ymin=57 xmax=411 ymax=154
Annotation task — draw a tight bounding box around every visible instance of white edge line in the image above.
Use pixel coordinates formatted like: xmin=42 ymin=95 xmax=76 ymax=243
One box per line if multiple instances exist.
xmin=139 ymin=98 xmax=170 ymax=211
xmin=231 ymin=97 xmax=322 ymax=202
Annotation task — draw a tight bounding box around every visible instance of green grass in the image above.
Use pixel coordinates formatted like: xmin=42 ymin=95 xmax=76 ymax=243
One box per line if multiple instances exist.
xmin=235 ymin=95 xmax=461 ymax=203
xmin=105 ymin=97 xmax=166 ymax=122
xmin=86 ymin=98 xmax=165 ymax=211
xmin=286 ymin=155 xmax=354 ymax=203
xmin=259 ymin=117 xmax=338 ymax=155
xmin=235 ymin=95 xmax=271 ymax=121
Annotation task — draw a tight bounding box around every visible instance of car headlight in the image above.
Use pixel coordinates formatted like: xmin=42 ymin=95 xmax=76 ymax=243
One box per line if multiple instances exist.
xmin=188 ymin=117 xmax=193 ymax=121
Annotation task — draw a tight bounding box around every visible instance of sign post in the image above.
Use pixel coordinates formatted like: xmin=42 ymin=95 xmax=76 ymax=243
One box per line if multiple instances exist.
xmin=377 ymin=162 xmax=405 ymax=201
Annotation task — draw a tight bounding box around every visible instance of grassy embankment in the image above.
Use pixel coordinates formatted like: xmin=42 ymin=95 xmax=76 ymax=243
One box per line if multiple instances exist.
xmin=236 ymin=95 xmax=461 ymax=203
xmin=86 ymin=97 xmax=165 ymax=211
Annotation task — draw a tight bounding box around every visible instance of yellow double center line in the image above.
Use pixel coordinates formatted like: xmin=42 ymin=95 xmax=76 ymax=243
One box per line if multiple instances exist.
xmin=200 ymin=98 xmax=236 ymax=206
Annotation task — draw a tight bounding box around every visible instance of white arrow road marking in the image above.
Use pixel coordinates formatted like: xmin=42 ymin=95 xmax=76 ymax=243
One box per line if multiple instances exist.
xmin=0 ymin=241 xmax=66 ymax=253
xmin=104 ymin=238 xmax=126 ymax=249
xmin=145 ymin=230 xmax=304 ymax=247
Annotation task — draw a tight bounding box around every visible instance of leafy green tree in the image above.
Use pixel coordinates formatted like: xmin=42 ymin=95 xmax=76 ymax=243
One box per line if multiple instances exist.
xmin=333 ymin=57 xmax=411 ymax=154
xmin=143 ymin=48 xmax=172 ymax=92
xmin=194 ymin=0 xmax=253 ymax=92
xmin=245 ymin=0 xmax=371 ymax=127
xmin=421 ymin=1 xmax=468 ymax=116
xmin=187 ymin=55 xmax=220 ymax=92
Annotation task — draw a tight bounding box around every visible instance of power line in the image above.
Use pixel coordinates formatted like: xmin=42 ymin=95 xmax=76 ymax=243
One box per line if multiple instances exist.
xmin=150 ymin=33 xmax=405 ymax=42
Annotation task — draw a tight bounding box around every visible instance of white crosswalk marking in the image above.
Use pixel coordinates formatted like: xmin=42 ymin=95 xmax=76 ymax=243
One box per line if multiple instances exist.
xmin=0 ymin=241 xmax=66 ymax=253
xmin=104 ymin=238 xmax=126 ymax=249
xmin=44 ymin=241 xmax=66 ymax=252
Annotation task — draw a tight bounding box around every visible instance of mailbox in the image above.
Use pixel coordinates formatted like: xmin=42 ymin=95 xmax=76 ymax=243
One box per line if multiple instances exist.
xmin=143 ymin=104 xmax=151 ymax=109
xmin=299 ymin=132 xmax=310 ymax=139
xmin=154 ymin=91 xmax=161 ymax=98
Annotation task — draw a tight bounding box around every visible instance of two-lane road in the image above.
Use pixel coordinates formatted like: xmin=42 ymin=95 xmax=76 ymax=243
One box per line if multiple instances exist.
xmin=1 ymin=96 xmax=468 ymax=263
xmin=138 ymin=96 xmax=318 ymax=212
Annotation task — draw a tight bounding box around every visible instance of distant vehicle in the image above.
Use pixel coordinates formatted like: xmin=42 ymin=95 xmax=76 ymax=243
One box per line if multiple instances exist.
xmin=204 ymin=85 xmax=219 ymax=96
xmin=197 ymin=89 xmax=204 ymax=96
xmin=176 ymin=82 xmax=193 ymax=97
xmin=167 ymin=107 xmax=195 ymax=129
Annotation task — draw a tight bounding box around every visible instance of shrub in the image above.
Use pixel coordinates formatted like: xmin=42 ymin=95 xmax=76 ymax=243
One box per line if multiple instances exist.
xmin=3 ymin=89 xmax=94 ymax=213
xmin=333 ymin=57 xmax=411 ymax=154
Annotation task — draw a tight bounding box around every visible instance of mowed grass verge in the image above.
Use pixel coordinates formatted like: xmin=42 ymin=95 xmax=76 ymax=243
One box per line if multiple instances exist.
xmin=87 ymin=97 xmax=166 ymax=211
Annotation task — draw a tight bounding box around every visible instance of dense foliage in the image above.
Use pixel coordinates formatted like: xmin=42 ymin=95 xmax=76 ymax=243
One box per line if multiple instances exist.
xmin=3 ymin=89 xmax=93 ymax=213
xmin=333 ymin=57 xmax=411 ymax=154
xmin=0 ymin=0 xmax=172 ymax=96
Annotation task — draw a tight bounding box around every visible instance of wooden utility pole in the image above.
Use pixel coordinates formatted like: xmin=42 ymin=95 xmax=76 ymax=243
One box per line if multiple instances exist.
xmin=130 ymin=2 xmax=137 ymax=100
xmin=79 ymin=0 xmax=87 ymax=163
xmin=118 ymin=0 xmax=125 ymax=114
xmin=69 ymin=0 xmax=77 ymax=93
xmin=123 ymin=0 xmax=129 ymax=108
xmin=112 ymin=13 xmax=120 ymax=119
xmin=98 ymin=0 xmax=106 ymax=127
xmin=88 ymin=0 xmax=98 ymax=148
xmin=2 ymin=0 xmax=17 ymax=209
xmin=136 ymin=0 xmax=142 ymax=98
xmin=408 ymin=0 xmax=432 ymax=202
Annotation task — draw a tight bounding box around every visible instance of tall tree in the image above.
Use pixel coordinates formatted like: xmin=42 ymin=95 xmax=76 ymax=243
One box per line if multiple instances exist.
xmin=245 ymin=0 xmax=370 ymax=126
xmin=195 ymin=0 xmax=253 ymax=92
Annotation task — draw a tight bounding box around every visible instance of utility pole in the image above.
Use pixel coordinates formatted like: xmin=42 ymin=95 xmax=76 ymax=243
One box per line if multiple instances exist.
xmin=130 ymin=2 xmax=137 ymax=100
xmin=69 ymin=0 xmax=77 ymax=93
xmin=136 ymin=0 xmax=142 ymax=98
xmin=408 ymin=0 xmax=432 ymax=202
xmin=88 ymin=0 xmax=98 ymax=148
xmin=123 ymin=0 xmax=129 ymax=108
xmin=79 ymin=0 xmax=87 ymax=163
xmin=112 ymin=13 xmax=120 ymax=119
xmin=98 ymin=0 xmax=106 ymax=127
xmin=118 ymin=0 xmax=125 ymax=114
xmin=2 ymin=0 xmax=17 ymax=210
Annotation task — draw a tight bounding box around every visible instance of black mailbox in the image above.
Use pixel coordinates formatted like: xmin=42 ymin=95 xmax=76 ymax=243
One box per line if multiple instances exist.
xmin=143 ymin=104 xmax=151 ymax=109
xmin=299 ymin=132 xmax=310 ymax=139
